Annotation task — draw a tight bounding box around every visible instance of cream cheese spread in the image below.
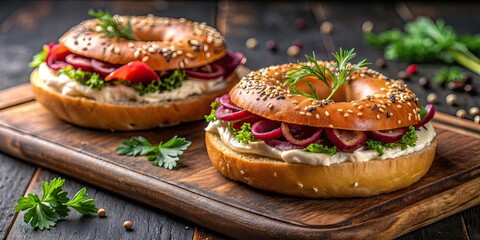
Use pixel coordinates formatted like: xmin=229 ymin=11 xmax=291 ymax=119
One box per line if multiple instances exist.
xmin=38 ymin=63 xmax=230 ymax=103
xmin=205 ymin=121 xmax=436 ymax=166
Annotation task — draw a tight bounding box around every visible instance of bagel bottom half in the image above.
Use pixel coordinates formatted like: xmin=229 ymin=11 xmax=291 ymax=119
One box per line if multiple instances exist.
xmin=30 ymin=69 xmax=238 ymax=131
xmin=205 ymin=132 xmax=437 ymax=198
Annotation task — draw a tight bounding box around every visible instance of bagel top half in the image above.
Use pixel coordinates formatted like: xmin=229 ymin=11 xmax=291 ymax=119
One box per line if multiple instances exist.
xmin=229 ymin=62 xmax=421 ymax=131
xmin=59 ymin=16 xmax=227 ymax=71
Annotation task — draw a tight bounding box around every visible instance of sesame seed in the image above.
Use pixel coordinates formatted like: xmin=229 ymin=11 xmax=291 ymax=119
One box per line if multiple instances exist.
xmin=306 ymin=112 xmax=312 ymax=117
xmin=316 ymin=114 xmax=320 ymax=119
xmin=313 ymin=187 xmax=318 ymax=192
xmin=298 ymin=183 xmax=304 ymax=188
xmin=378 ymin=108 xmax=385 ymax=113
xmin=328 ymin=124 xmax=334 ymax=128
xmin=240 ymin=170 xmax=245 ymax=175
xmin=357 ymin=112 xmax=363 ymax=117
xmin=347 ymin=109 xmax=353 ymax=113
xmin=376 ymin=114 xmax=381 ymax=120
xmin=274 ymin=172 xmax=277 ymax=177
xmin=397 ymin=104 xmax=402 ymax=108
xmin=357 ymin=106 xmax=364 ymax=110
xmin=141 ymin=56 xmax=149 ymax=62
xmin=294 ymin=106 xmax=300 ymax=110
xmin=325 ymin=111 xmax=330 ymax=116
xmin=344 ymin=113 xmax=349 ymax=117
xmin=398 ymin=120 xmax=402 ymax=124
xmin=338 ymin=109 xmax=343 ymax=112
xmin=299 ymin=111 xmax=306 ymax=115
xmin=354 ymin=182 xmax=359 ymax=187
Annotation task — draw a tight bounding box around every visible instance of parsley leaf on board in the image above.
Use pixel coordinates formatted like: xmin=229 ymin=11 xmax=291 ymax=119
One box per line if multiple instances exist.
xmin=304 ymin=143 xmax=337 ymax=156
xmin=365 ymin=16 xmax=480 ymax=75
xmin=284 ymin=48 xmax=369 ymax=100
xmin=88 ymin=9 xmax=136 ymax=40
xmin=116 ymin=136 xmax=192 ymax=170
xmin=14 ymin=178 xmax=98 ymax=230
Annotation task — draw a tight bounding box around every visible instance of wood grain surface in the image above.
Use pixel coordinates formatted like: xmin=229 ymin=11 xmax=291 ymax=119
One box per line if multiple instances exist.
xmin=0 ymin=84 xmax=478 ymax=239
xmin=0 ymin=1 xmax=479 ymax=240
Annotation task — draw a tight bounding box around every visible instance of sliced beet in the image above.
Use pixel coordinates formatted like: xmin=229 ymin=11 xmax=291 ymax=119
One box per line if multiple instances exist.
xmin=368 ymin=127 xmax=408 ymax=143
xmin=324 ymin=128 xmax=367 ymax=152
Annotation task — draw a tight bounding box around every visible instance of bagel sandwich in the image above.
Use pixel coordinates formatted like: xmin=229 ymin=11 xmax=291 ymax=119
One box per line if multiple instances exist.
xmin=30 ymin=10 xmax=244 ymax=131
xmin=205 ymin=49 xmax=436 ymax=198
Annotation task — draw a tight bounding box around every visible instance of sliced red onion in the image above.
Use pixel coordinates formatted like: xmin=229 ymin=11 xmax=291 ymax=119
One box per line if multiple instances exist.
xmin=217 ymin=94 xmax=242 ymax=111
xmin=324 ymin=128 xmax=367 ymax=152
xmin=185 ymin=63 xmax=226 ymax=80
xmin=91 ymin=59 xmax=119 ymax=77
xmin=215 ymin=105 xmax=253 ymax=121
xmin=281 ymin=123 xmax=323 ymax=147
xmin=232 ymin=115 xmax=263 ymax=130
xmin=368 ymin=127 xmax=408 ymax=143
xmin=415 ymin=104 xmax=435 ymax=129
xmin=46 ymin=43 xmax=71 ymax=70
xmin=65 ymin=54 xmax=93 ymax=72
xmin=222 ymin=51 xmax=245 ymax=75
xmin=264 ymin=139 xmax=304 ymax=150
xmin=251 ymin=119 xmax=283 ymax=140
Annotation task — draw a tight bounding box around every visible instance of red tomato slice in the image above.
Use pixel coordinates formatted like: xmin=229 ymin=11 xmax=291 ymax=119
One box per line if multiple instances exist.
xmin=105 ymin=61 xmax=158 ymax=83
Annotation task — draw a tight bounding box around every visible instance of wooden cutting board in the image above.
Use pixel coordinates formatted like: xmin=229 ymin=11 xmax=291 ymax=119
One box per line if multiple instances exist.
xmin=0 ymin=80 xmax=479 ymax=239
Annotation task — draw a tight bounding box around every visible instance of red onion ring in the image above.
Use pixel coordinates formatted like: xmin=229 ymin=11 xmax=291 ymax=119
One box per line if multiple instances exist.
xmin=215 ymin=105 xmax=254 ymax=121
xmin=251 ymin=119 xmax=283 ymax=140
xmin=281 ymin=123 xmax=323 ymax=147
xmin=185 ymin=63 xmax=226 ymax=80
xmin=368 ymin=127 xmax=408 ymax=143
xmin=232 ymin=115 xmax=263 ymax=130
xmin=324 ymin=128 xmax=367 ymax=152
xmin=264 ymin=139 xmax=304 ymax=150
xmin=91 ymin=59 xmax=119 ymax=77
xmin=216 ymin=94 xmax=242 ymax=111
xmin=415 ymin=104 xmax=435 ymax=129
xmin=65 ymin=54 xmax=93 ymax=72
xmin=219 ymin=51 xmax=244 ymax=75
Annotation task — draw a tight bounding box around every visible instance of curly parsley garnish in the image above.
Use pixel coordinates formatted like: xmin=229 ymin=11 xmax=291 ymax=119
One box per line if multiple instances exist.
xmin=120 ymin=70 xmax=187 ymax=95
xmin=14 ymin=178 xmax=98 ymax=230
xmin=58 ymin=66 xmax=104 ymax=90
xmin=399 ymin=126 xmax=418 ymax=150
xmin=89 ymin=9 xmax=136 ymax=40
xmin=116 ymin=136 xmax=191 ymax=170
xmin=29 ymin=46 xmax=48 ymax=68
xmin=285 ymin=48 xmax=369 ymax=100
xmin=205 ymin=101 xmax=221 ymax=122
xmin=366 ymin=16 xmax=480 ymax=75
xmin=227 ymin=122 xmax=256 ymax=145
xmin=366 ymin=139 xmax=395 ymax=156
xmin=304 ymin=143 xmax=337 ymax=156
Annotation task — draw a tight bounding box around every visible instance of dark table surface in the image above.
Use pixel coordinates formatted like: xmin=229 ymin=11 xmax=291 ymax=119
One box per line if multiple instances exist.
xmin=0 ymin=1 xmax=479 ymax=239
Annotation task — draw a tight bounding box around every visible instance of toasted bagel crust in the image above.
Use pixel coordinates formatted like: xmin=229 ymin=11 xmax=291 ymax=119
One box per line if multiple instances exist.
xmin=30 ymin=69 xmax=238 ymax=131
xmin=59 ymin=16 xmax=227 ymax=71
xmin=229 ymin=63 xmax=421 ymax=131
xmin=205 ymin=131 xmax=437 ymax=198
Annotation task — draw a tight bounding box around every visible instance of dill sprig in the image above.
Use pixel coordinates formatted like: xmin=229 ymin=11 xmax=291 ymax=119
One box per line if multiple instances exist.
xmin=88 ymin=9 xmax=136 ymax=40
xmin=284 ymin=48 xmax=369 ymax=100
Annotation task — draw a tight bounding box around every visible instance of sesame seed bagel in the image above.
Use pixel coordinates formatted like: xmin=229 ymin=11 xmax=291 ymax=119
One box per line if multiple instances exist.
xmin=229 ymin=63 xmax=421 ymax=131
xmin=30 ymin=68 xmax=238 ymax=131
xmin=59 ymin=16 xmax=226 ymax=71
xmin=206 ymin=131 xmax=437 ymax=198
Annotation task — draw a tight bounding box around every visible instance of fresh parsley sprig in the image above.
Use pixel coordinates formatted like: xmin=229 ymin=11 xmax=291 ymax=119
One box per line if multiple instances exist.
xmin=227 ymin=122 xmax=257 ymax=145
xmin=88 ymin=9 xmax=136 ymax=40
xmin=29 ymin=46 xmax=49 ymax=68
xmin=285 ymin=48 xmax=369 ymax=100
xmin=433 ymin=67 xmax=464 ymax=84
xmin=304 ymin=143 xmax=337 ymax=156
xmin=366 ymin=16 xmax=480 ymax=75
xmin=116 ymin=136 xmax=191 ymax=170
xmin=205 ymin=101 xmax=221 ymax=122
xmin=399 ymin=126 xmax=418 ymax=150
xmin=14 ymin=178 xmax=98 ymax=230
xmin=58 ymin=66 xmax=104 ymax=90
xmin=120 ymin=70 xmax=187 ymax=95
